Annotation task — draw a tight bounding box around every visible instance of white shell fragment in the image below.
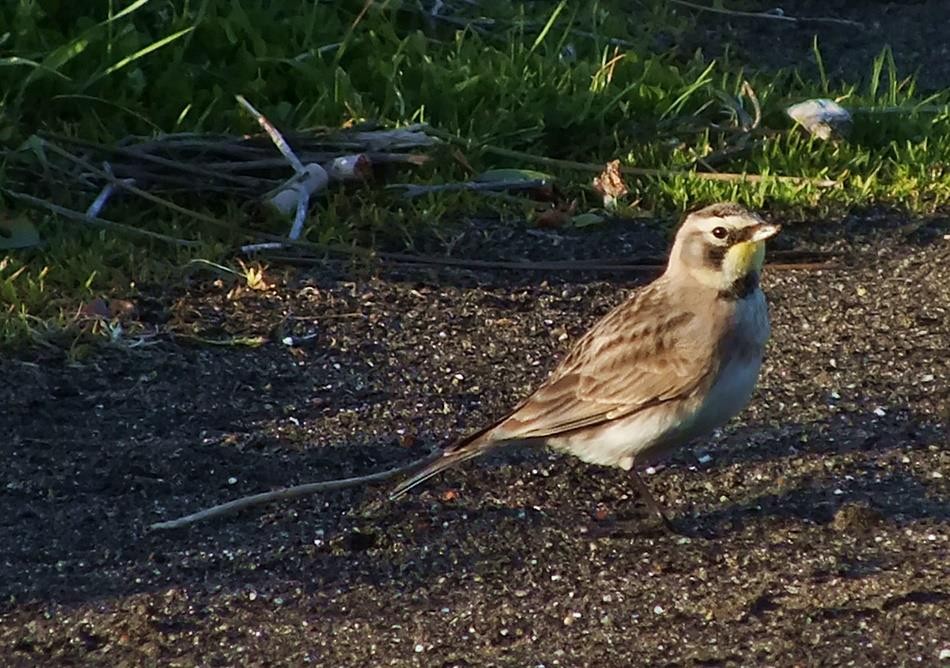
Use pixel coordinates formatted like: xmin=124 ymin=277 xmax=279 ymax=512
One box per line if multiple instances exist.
xmin=328 ymin=154 xmax=372 ymax=181
xmin=268 ymin=162 xmax=329 ymax=216
xmin=786 ymin=98 xmax=852 ymax=140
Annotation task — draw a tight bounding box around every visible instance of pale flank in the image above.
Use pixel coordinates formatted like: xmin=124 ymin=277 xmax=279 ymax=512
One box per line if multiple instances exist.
xmin=391 ymin=202 xmax=781 ymax=526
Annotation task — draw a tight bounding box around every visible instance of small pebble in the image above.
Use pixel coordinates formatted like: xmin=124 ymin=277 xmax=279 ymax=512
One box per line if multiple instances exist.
xmin=414 ymin=644 xmax=424 ymax=653
xmin=228 ymin=477 xmax=238 ymax=485
xmin=938 ymin=648 xmax=950 ymax=660
xmin=653 ymin=605 xmax=664 ymax=615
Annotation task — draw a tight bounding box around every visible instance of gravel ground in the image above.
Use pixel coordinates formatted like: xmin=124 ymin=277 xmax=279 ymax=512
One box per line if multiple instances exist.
xmin=1 ymin=209 xmax=948 ymax=666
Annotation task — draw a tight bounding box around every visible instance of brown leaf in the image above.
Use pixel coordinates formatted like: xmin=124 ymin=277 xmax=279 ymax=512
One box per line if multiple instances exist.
xmin=77 ymin=298 xmax=111 ymax=321
xmin=534 ymin=200 xmax=577 ymax=229
xmin=592 ymin=159 xmax=629 ymax=209
xmin=440 ymin=489 xmax=459 ymax=502
xmin=110 ymin=299 xmax=137 ymax=320
xmin=451 ymin=148 xmax=476 ymax=176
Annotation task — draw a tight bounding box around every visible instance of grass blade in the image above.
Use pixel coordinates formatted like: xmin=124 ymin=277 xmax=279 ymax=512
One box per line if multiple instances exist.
xmin=84 ymin=26 xmax=196 ymax=89
xmin=529 ymin=0 xmax=567 ymax=55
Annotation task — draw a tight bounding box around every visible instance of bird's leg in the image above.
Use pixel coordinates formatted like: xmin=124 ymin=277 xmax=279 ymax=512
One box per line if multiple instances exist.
xmin=629 ymin=468 xmax=674 ymax=532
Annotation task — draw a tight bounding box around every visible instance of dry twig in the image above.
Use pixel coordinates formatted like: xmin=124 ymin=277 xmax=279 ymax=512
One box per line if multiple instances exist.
xmin=669 ymin=0 xmax=863 ymax=28
xmin=424 ymin=127 xmax=839 ymax=188
xmin=265 ymin=249 xmax=839 ymax=273
xmin=149 ymin=454 xmax=437 ymax=530
xmin=5 ymin=190 xmax=199 ymax=247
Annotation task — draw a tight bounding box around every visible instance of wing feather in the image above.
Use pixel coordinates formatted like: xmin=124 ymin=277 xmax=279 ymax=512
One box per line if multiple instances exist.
xmin=492 ymin=281 xmax=719 ymax=440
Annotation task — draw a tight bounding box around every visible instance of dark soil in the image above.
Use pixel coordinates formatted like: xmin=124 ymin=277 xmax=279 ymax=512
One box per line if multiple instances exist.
xmin=678 ymin=0 xmax=950 ymax=92
xmin=2 ymin=208 xmax=948 ymax=666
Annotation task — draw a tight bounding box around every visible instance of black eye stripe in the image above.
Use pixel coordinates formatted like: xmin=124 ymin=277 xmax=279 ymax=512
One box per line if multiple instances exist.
xmin=703 ymin=243 xmax=728 ymax=268
xmin=710 ymin=224 xmax=757 ymax=244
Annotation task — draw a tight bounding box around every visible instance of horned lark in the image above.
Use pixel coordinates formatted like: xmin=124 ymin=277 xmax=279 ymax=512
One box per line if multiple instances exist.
xmin=391 ymin=203 xmax=780 ymax=526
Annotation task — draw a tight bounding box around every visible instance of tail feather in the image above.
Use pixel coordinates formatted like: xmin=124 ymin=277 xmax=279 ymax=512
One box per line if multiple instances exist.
xmin=389 ymin=427 xmax=500 ymax=500
xmin=389 ymin=447 xmax=486 ymax=500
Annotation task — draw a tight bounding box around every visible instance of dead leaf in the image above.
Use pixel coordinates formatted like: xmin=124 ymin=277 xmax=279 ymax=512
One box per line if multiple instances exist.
xmin=110 ymin=299 xmax=137 ymax=319
xmin=77 ymin=298 xmax=111 ymax=321
xmin=534 ymin=200 xmax=577 ymax=229
xmin=440 ymin=489 xmax=459 ymax=502
xmin=451 ymin=148 xmax=477 ymax=176
xmin=592 ymin=159 xmax=629 ymax=210
xmin=236 ymin=259 xmax=272 ymax=291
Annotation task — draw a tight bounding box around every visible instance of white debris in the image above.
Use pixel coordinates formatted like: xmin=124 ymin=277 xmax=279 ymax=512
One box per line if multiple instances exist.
xmin=268 ymin=163 xmax=328 ymax=216
xmin=873 ymin=407 xmax=887 ymax=417
xmin=786 ymin=98 xmax=852 ymax=139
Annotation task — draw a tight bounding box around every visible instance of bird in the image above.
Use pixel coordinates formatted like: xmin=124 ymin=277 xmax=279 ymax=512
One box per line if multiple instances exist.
xmin=390 ymin=202 xmax=781 ymax=528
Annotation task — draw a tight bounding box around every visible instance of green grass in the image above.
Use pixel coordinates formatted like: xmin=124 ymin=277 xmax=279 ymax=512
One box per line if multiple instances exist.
xmin=1 ymin=0 xmax=949 ymax=348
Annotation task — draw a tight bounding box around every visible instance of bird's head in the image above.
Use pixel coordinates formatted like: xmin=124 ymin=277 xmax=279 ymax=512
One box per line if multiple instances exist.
xmin=666 ymin=202 xmax=781 ymax=296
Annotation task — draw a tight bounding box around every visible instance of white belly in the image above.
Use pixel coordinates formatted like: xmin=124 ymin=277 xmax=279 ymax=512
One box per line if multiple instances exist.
xmin=684 ymin=352 xmax=763 ymax=439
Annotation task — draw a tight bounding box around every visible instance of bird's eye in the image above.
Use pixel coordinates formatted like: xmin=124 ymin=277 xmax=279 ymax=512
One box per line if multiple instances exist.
xmin=711 ymin=226 xmax=728 ymax=240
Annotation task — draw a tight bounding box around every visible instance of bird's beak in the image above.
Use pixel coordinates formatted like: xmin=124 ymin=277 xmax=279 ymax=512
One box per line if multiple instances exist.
xmin=750 ymin=223 xmax=781 ymax=242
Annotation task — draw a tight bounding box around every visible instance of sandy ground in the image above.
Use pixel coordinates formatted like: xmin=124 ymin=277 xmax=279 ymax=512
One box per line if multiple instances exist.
xmin=2 ymin=209 xmax=948 ymax=666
